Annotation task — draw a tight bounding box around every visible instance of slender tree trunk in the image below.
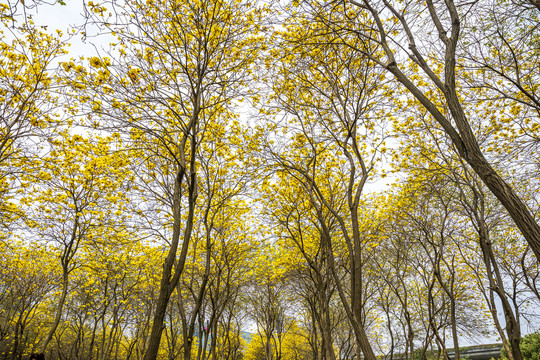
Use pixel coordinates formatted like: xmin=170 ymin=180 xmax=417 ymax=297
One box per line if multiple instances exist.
xmin=448 ymin=269 xmax=459 ymax=360
xmin=319 ymin=285 xmax=336 ymax=360
xmin=40 ymin=270 xmax=69 ymax=353
xmin=41 ymin=214 xmax=81 ymax=353
xmin=11 ymin=315 xmax=23 ymax=360
xmin=184 ymin=201 xmax=214 ymax=360
xmin=478 ymin=235 xmax=523 ymax=360
xmin=433 ymin=255 xmax=459 ymax=360
xmin=144 ymin=164 xmax=197 ymax=360
xmin=469 ymin=190 xmax=523 ymax=360
xmin=320 ymin=228 xmax=376 ymax=360
xmin=144 ymin=175 xmax=183 ymax=360
xmin=265 ymin=332 xmax=273 ymax=360
xmin=488 ymin=288 xmax=514 ymax=360
xmin=144 ymin=90 xmax=200 ymax=360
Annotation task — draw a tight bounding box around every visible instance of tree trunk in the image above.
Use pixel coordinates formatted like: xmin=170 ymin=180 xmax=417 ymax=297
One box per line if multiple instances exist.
xmin=320 ymin=228 xmax=376 ymax=360
xmin=40 ymin=269 xmax=69 ymax=353
xmin=388 ymin=61 xmax=540 ymax=263
xmin=461 ymin=142 xmax=540 ymax=264
xmin=470 ymin=191 xmax=524 ymax=360
xmin=144 ymin=88 xmax=200 ymax=360
xmin=318 ymin=283 xmax=336 ymax=360
xmin=144 ymin=163 xmax=196 ymax=360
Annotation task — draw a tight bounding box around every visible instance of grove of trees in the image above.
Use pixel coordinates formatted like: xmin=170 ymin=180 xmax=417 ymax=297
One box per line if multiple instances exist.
xmin=1 ymin=0 xmax=539 ymax=359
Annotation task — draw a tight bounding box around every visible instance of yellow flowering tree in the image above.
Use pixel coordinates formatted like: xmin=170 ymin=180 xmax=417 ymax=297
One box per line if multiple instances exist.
xmin=0 ymin=241 xmax=58 ymax=359
xmin=0 ymin=5 xmax=68 ymax=240
xmin=286 ymin=0 xmax=540 ymax=263
xmin=20 ymin=132 xmax=132 ymax=353
xmin=258 ymin=11 xmax=389 ymax=359
xmin=70 ymin=0 xmax=268 ymax=358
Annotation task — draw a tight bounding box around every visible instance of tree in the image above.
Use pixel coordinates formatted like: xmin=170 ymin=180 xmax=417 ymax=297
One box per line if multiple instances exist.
xmin=518 ymin=332 xmax=540 ymax=360
xmin=78 ymin=0 xmax=267 ymax=358
xmin=386 ymin=101 xmax=526 ymax=360
xmin=0 ymin=242 xmax=57 ymax=360
xmin=168 ymin=113 xmax=258 ymax=360
xmin=503 ymin=332 xmax=540 ymax=360
xmin=247 ymin=249 xmax=294 ymax=360
xmin=287 ymin=0 xmax=540 ymax=261
xmin=0 ymin=7 xmax=67 ymax=239
xmin=262 ymin=173 xmax=341 ymax=360
xmin=260 ymin=13 xmax=388 ymax=359
xmin=21 ymin=132 xmax=131 ymax=354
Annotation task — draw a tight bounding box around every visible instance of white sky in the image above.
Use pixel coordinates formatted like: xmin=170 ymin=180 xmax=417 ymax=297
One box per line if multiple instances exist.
xmin=30 ymin=1 xmax=101 ymax=59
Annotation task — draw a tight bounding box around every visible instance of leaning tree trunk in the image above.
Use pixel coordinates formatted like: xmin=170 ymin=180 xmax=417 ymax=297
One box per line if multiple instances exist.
xmin=40 ymin=215 xmax=81 ymax=353
xmin=144 ymin=152 xmax=198 ymax=360
xmin=40 ymin=271 xmax=69 ymax=352
xmin=358 ymin=0 xmax=540 ymax=263
xmin=144 ymin=92 xmax=200 ymax=360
